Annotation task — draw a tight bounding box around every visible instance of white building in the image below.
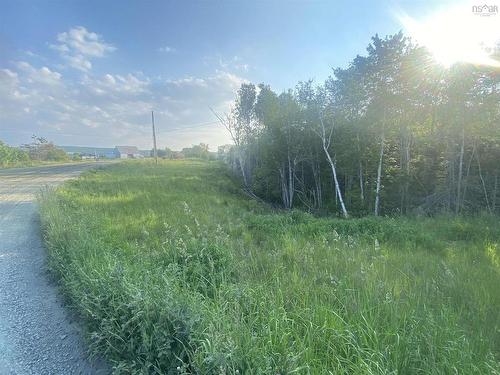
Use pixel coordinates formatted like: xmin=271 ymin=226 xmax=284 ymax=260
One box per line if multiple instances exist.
xmin=114 ymin=146 xmax=143 ymax=159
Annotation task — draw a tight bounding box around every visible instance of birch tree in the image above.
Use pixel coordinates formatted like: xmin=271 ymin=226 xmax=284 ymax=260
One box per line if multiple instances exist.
xmin=218 ymin=32 xmax=500 ymax=217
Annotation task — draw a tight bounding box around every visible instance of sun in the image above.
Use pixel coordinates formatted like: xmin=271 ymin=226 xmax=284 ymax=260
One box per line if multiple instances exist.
xmin=398 ymin=3 xmax=500 ymax=67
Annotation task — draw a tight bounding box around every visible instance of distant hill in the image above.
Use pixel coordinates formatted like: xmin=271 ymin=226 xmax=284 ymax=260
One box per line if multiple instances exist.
xmin=59 ymin=146 xmax=116 ymax=158
xmin=59 ymin=146 xmax=151 ymax=158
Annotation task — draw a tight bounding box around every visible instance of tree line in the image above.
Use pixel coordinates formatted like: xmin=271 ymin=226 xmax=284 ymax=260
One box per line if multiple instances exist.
xmin=154 ymin=143 xmax=216 ymax=160
xmin=0 ymin=136 xmax=68 ymax=168
xmin=217 ymin=32 xmax=500 ymax=216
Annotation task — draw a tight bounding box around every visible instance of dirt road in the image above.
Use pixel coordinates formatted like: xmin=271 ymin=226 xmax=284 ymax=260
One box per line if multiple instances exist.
xmin=0 ymin=163 xmax=111 ymax=374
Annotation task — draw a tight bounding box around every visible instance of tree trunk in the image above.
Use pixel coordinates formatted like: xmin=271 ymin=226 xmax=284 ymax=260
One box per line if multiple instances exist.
xmin=448 ymin=141 xmax=455 ymax=212
xmin=323 ymin=144 xmax=349 ymax=218
xmin=404 ymin=132 xmax=411 ymax=213
xmin=356 ymin=132 xmax=365 ymax=202
xmin=456 ymin=126 xmax=465 ymax=214
xmin=287 ymin=153 xmax=295 ymax=209
xmin=238 ymin=150 xmax=248 ymax=188
xmin=359 ymin=163 xmax=365 ymax=202
xmin=476 ymin=150 xmax=492 ymax=214
xmin=318 ymin=115 xmax=348 ymax=218
xmin=399 ymin=118 xmax=411 ymax=215
xmin=399 ymin=128 xmax=404 ymax=213
xmin=462 ymin=141 xmax=476 ymax=210
xmin=311 ymin=159 xmax=322 ymax=208
xmin=493 ymin=173 xmax=498 ymax=213
xmin=279 ymin=167 xmax=290 ymax=209
xmin=374 ymin=125 xmax=385 ymax=217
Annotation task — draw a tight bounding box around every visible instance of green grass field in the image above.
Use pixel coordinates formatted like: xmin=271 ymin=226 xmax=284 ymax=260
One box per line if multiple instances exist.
xmin=39 ymin=160 xmax=500 ymax=374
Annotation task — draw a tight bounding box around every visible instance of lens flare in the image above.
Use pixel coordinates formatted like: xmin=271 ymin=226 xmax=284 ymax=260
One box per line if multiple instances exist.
xmin=398 ymin=3 xmax=500 ymax=67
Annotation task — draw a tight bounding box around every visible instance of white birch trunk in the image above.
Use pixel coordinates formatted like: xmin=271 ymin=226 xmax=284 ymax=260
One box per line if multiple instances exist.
xmin=374 ymin=128 xmax=385 ymax=217
xmin=493 ymin=173 xmax=498 ymax=212
xmin=288 ymin=153 xmax=294 ymax=209
xmin=476 ymin=150 xmax=492 ymax=214
xmin=238 ymin=151 xmax=248 ymax=188
xmin=456 ymin=126 xmax=465 ymax=214
xmin=323 ymin=142 xmax=348 ymax=218
xmin=356 ymin=132 xmax=365 ymax=202
xmin=317 ymin=116 xmax=349 ymax=218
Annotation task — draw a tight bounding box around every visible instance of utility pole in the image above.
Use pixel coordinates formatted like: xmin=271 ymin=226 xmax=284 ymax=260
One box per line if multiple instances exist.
xmin=151 ymin=110 xmax=158 ymax=165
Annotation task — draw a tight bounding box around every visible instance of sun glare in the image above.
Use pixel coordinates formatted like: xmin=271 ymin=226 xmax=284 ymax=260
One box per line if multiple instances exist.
xmin=399 ymin=3 xmax=500 ymax=67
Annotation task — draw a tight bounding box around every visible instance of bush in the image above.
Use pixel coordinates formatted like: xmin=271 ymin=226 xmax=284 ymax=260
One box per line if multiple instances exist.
xmin=0 ymin=140 xmax=30 ymax=167
xmin=22 ymin=136 xmax=68 ymax=162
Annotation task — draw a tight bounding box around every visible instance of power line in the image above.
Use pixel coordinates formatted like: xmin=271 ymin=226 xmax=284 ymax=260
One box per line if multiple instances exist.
xmin=159 ymin=120 xmax=219 ymax=133
xmin=0 ymin=120 xmax=220 ymax=137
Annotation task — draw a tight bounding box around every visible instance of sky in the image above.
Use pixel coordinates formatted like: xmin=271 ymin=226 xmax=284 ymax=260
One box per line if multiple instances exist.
xmin=0 ymin=0 xmax=495 ymax=150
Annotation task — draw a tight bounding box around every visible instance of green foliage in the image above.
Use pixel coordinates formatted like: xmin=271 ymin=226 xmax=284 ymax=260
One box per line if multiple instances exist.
xmin=0 ymin=136 xmax=70 ymax=168
xmin=0 ymin=140 xmax=30 ymax=167
xmin=40 ymin=161 xmax=500 ymax=374
xmin=22 ymin=136 xmax=69 ymax=162
xmin=224 ymin=32 xmax=500 ymax=216
xmin=181 ymin=143 xmax=214 ymax=160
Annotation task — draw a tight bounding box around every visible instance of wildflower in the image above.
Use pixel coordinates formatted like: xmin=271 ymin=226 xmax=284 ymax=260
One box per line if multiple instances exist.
xmin=360 ymin=265 xmax=366 ymax=275
xmin=329 ymin=274 xmax=339 ymax=287
xmin=182 ymin=201 xmax=192 ymax=215
xmin=442 ymin=261 xmax=454 ymax=278
xmin=385 ymin=291 xmax=392 ymax=303
xmin=346 ymin=235 xmax=357 ymax=247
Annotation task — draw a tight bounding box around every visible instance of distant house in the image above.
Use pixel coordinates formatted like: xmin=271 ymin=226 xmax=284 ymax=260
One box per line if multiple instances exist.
xmin=59 ymin=145 xmax=117 ymax=159
xmin=81 ymin=153 xmax=97 ymax=160
xmin=115 ymin=146 xmax=143 ymax=159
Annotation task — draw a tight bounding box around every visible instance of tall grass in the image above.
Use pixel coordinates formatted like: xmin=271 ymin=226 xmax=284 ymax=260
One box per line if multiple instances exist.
xmin=39 ymin=160 xmax=500 ymax=374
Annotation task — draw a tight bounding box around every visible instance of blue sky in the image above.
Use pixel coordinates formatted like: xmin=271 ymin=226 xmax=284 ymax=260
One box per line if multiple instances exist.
xmin=0 ymin=0 xmax=473 ymax=149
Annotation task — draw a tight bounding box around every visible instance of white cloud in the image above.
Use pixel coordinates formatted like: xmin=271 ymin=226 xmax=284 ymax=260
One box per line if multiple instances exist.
xmin=56 ymin=26 xmax=115 ymax=57
xmin=65 ymin=54 xmax=93 ymax=71
xmin=203 ymin=54 xmax=250 ymax=72
xmin=0 ymin=69 xmax=21 ymax=110
xmin=167 ymin=76 xmax=208 ymax=88
xmin=16 ymin=62 xmax=62 ymax=86
xmin=82 ymin=73 xmax=150 ymax=96
xmin=158 ymin=46 xmax=176 ymax=53
xmin=1 ymin=61 xmax=244 ymax=150
xmin=157 ymin=71 xmax=245 ymax=122
xmin=0 ymin=69 xmax=19 ymax=89
xmin=51 ymin=26 xmax=115 ymax=71
xmin=1 ymin=26 xmax=246 ymax=150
